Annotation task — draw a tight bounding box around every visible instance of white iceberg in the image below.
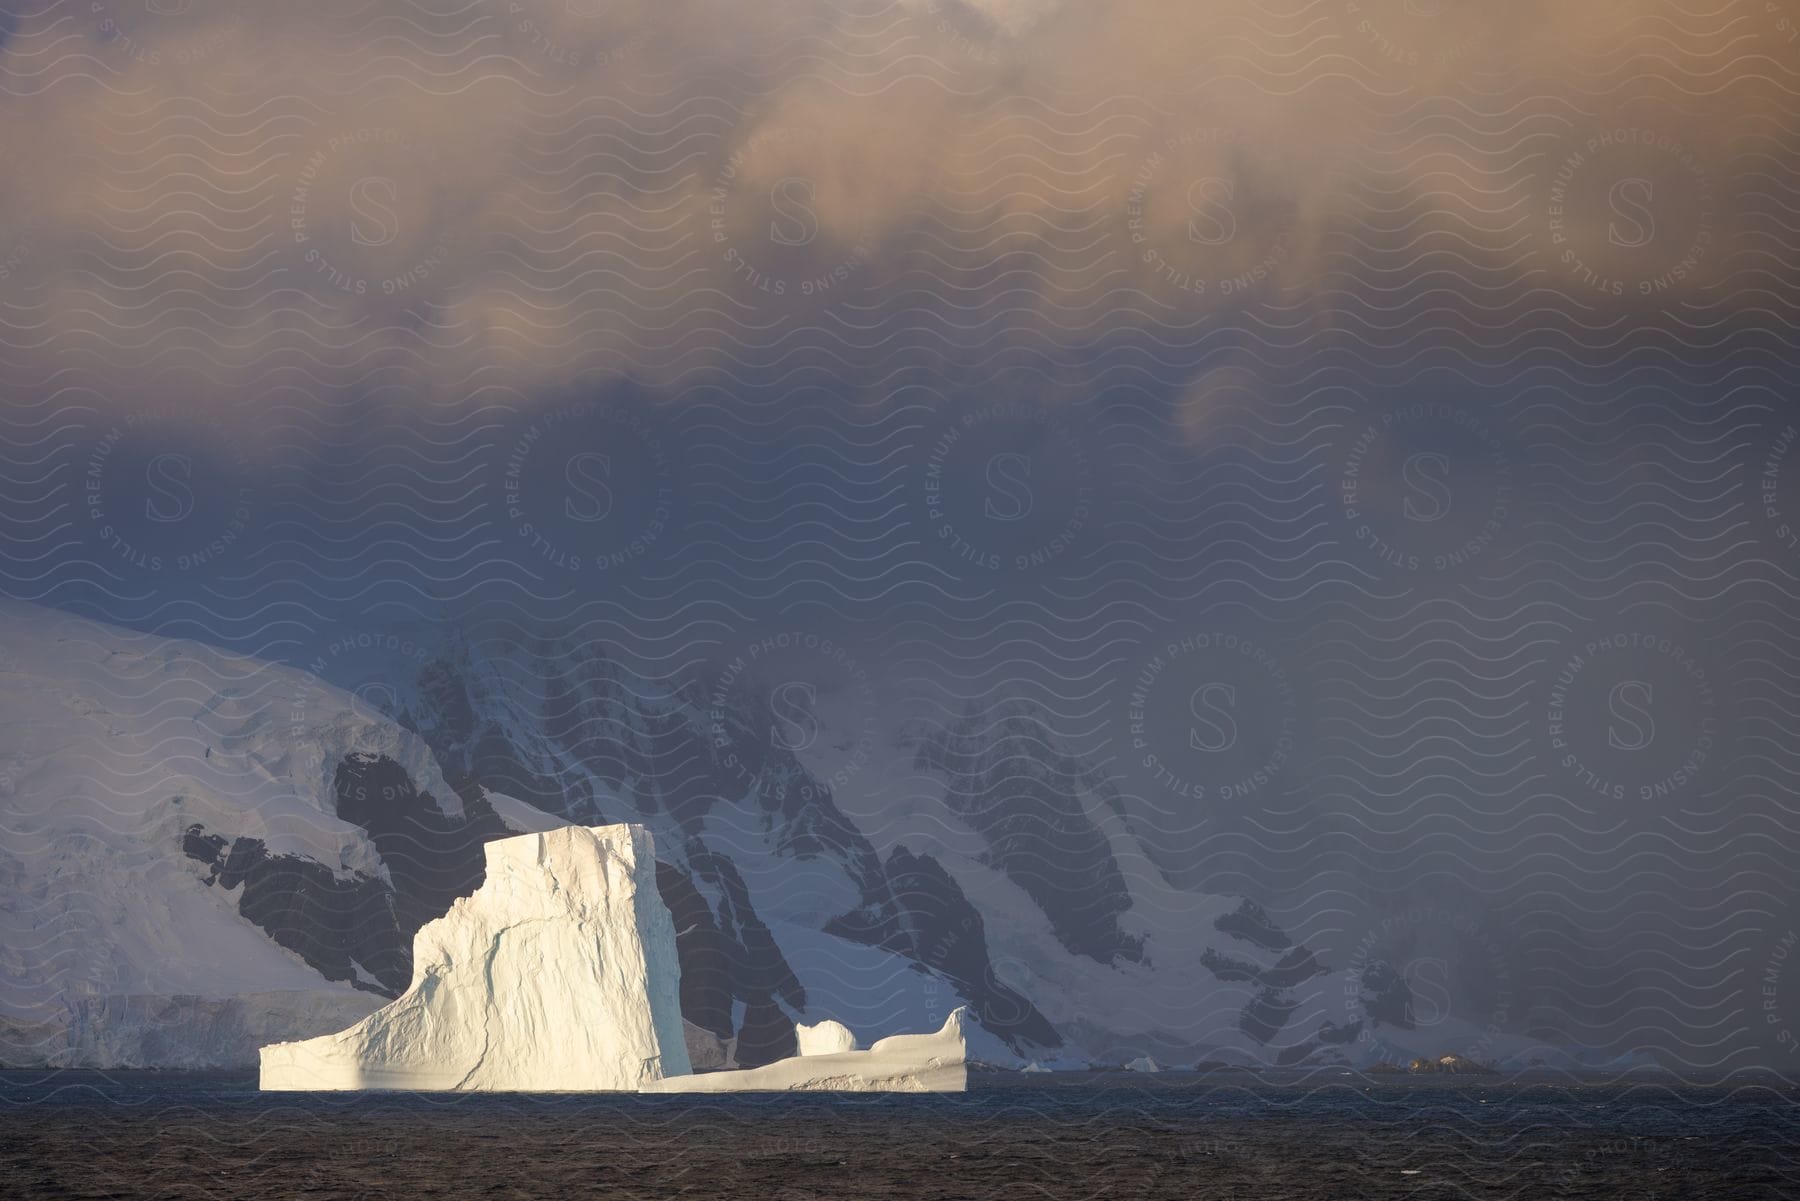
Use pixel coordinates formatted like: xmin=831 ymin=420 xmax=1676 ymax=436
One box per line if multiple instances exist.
xmin=259 ymin=824 xmax=690 ymax=1092
xmin=643 ymin=1009 xmax=971 ymax=1093
xmin=1125 ymin=1055 xmax=1161 ymax=1073
xmin=794 ymin=1018 xmax=858 ymax=1056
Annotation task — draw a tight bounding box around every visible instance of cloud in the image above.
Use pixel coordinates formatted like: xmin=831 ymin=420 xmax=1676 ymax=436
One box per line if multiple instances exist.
xmin=0 ymin=0 xmax=1789 ymax=437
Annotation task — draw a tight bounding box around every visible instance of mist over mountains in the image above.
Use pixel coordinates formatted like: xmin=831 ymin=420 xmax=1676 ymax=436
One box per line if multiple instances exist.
xmin=1 ymin=0 xmax=1799 ymax=1074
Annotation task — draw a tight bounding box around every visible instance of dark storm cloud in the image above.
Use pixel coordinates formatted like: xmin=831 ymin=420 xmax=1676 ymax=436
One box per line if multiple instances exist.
xmin=0 ymin=0 xmax=1786 ymax=435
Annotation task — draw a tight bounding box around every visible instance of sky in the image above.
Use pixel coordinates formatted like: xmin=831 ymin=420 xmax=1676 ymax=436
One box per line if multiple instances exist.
xmin=2 ymin=0 xmax=1800 ymax=1068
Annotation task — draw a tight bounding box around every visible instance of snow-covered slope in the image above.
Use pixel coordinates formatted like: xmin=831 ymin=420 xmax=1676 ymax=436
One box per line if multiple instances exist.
xmin=261 ymin=825 xmax=688 ymax=1092
xmin=0 ymin=600 xmax=455 ymax=1066
xmin=0 ymin=601 xmax=1571 ymax=1070
xmin=345 ymin=620 xmax=1557 ymax=1069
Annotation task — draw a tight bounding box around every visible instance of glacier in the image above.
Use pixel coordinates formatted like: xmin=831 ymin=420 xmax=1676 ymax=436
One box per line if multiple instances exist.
xmin=260 ymin=825 xmax=690 ymax=1091
xmin=0 ymin=600 xmax=454 ymax=1069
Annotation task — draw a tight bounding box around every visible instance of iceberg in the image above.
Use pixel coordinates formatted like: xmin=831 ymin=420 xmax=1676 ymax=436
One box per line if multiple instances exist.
xmin=794 ymin=1018 xmax=857 ymax=1056
xmin=259 ymin=824 xmax=690 ymax=1091
xmin=642 ymin=1009 xmax=970 ymax=1093
xmin=258 ymin=820 xmax=967 ymax=1094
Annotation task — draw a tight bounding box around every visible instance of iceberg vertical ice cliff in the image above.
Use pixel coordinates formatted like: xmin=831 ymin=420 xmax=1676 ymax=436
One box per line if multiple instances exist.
xmin=259 ymin=824 xmax=690 ymax=1091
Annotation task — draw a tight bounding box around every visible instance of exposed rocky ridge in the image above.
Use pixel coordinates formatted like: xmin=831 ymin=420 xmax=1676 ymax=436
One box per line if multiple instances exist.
xmin=1358 ymin=959 xmax=1418 ymax=1031
xmin=181 ymin=751 xmax=516 ymax=1000
xmin=1 ymin=600 xmax=1564 ymax=1070
xmin=827 ymin=846 xmax=1062 ymax=1049
xmin=358 ymin=637 xmax=1365 ymax=1064
xmin=1369 ymin=1054 xmax=1499 ymax=1076
xmin=176 ymin=628 xmax=1063 ymax=1063
xmin=906 ymin=694 xmax=1357 ymax=1063
xmin=376 ymin=632 xmax=1061 ymax=1057
xmin=909 ymin=702 xmax=1144 ymax=966
xmin=182 ymin=825 xmax=404 ymax=995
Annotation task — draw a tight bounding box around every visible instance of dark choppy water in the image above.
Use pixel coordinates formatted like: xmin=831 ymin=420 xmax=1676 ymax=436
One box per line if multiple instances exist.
xmin=3 ymin=1070 xmax=1797 ymax=1200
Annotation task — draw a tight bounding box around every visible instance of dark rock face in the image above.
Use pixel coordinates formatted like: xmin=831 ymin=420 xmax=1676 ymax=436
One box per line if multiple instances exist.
xmin=734 ymin=997 xmax=799 ymax=1067
xmin=180 ymin=752 xmax=516 ymax=996
xmin=652 ymin=858 xmax=804 ymax=1066
xmin=1238 ymin=987 xmax=1299 ymax=1047
xmin=392 ymin=637 xmax=1061 ymax=1057
xmin=902 ymin=698 xmax=1353 ymax=1063
xmin=663 ymin=849 xmax=807 ymax=1067
xmin=1200 ymin=903 xmax=1327 ymax=1053
xmin=654 ymin=862 xmax=738 ymax=1042
xmin=1214 ymin=900 xmax=1292 ymax=953
xmin=910 ymin=703 xmax=1144 ymax=967
xmin=654 ymin=858 xmax=805 ymax=1064
xmin=692 ymin=663 xmax=888 ymax=898
xmin=331 ymin=753 xmax=512 ymax=934
xmin=1358 ymin=960 xmax=1415 ymax=1029
xmin=182 ymin=825 xmax=405 ymax=994
xmin=1201 ymin=944 xmax=1324 ymax=994
xmin=403 ymin=637 xmax=890 ymax=894
xmin=829 ymin=846 xmax=1062 ymax=1051
xmin=403 ymin=649 xmax=595 ymax=820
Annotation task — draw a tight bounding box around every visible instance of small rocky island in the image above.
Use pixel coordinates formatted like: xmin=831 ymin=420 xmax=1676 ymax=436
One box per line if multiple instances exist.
xmin=1369 ymin=1054 xmax=1498 ymax=1076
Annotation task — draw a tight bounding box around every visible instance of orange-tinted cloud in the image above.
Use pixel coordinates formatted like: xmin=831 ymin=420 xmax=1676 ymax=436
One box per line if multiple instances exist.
xmin=0 ymin=0 xmax=1790 ymax=443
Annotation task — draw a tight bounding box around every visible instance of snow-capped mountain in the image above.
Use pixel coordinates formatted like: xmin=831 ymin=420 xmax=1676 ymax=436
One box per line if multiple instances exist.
xmin=0 ymin=599 xmax=424 ymax=1066
xmin=0 ymin=600 xmax=1563 ymax=1070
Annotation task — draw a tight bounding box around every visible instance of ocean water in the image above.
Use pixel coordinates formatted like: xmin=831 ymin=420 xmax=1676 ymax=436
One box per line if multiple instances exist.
xmin=3 ymin=1070 xmax=1796 ymax=1200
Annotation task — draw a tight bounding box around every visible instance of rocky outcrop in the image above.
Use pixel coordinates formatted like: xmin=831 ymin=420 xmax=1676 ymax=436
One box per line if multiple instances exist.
xmin=827 ymin=845 xmax=1062 ymax=1051
xmin=182 ymin=751 xmax=516 ymax=997
xmin=1407 ymin=1054 xmax=1497 ymax=1076
xmin=1358 ymin=959 xmax=1416 ymax=1030
xmin=909 ymin=701 xmax=1143 ymax=966
xmin=182 ymin=826 xmax=408 ymax=994
xmin=1367 ymin=1054 xmax=1498 ymax=1076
